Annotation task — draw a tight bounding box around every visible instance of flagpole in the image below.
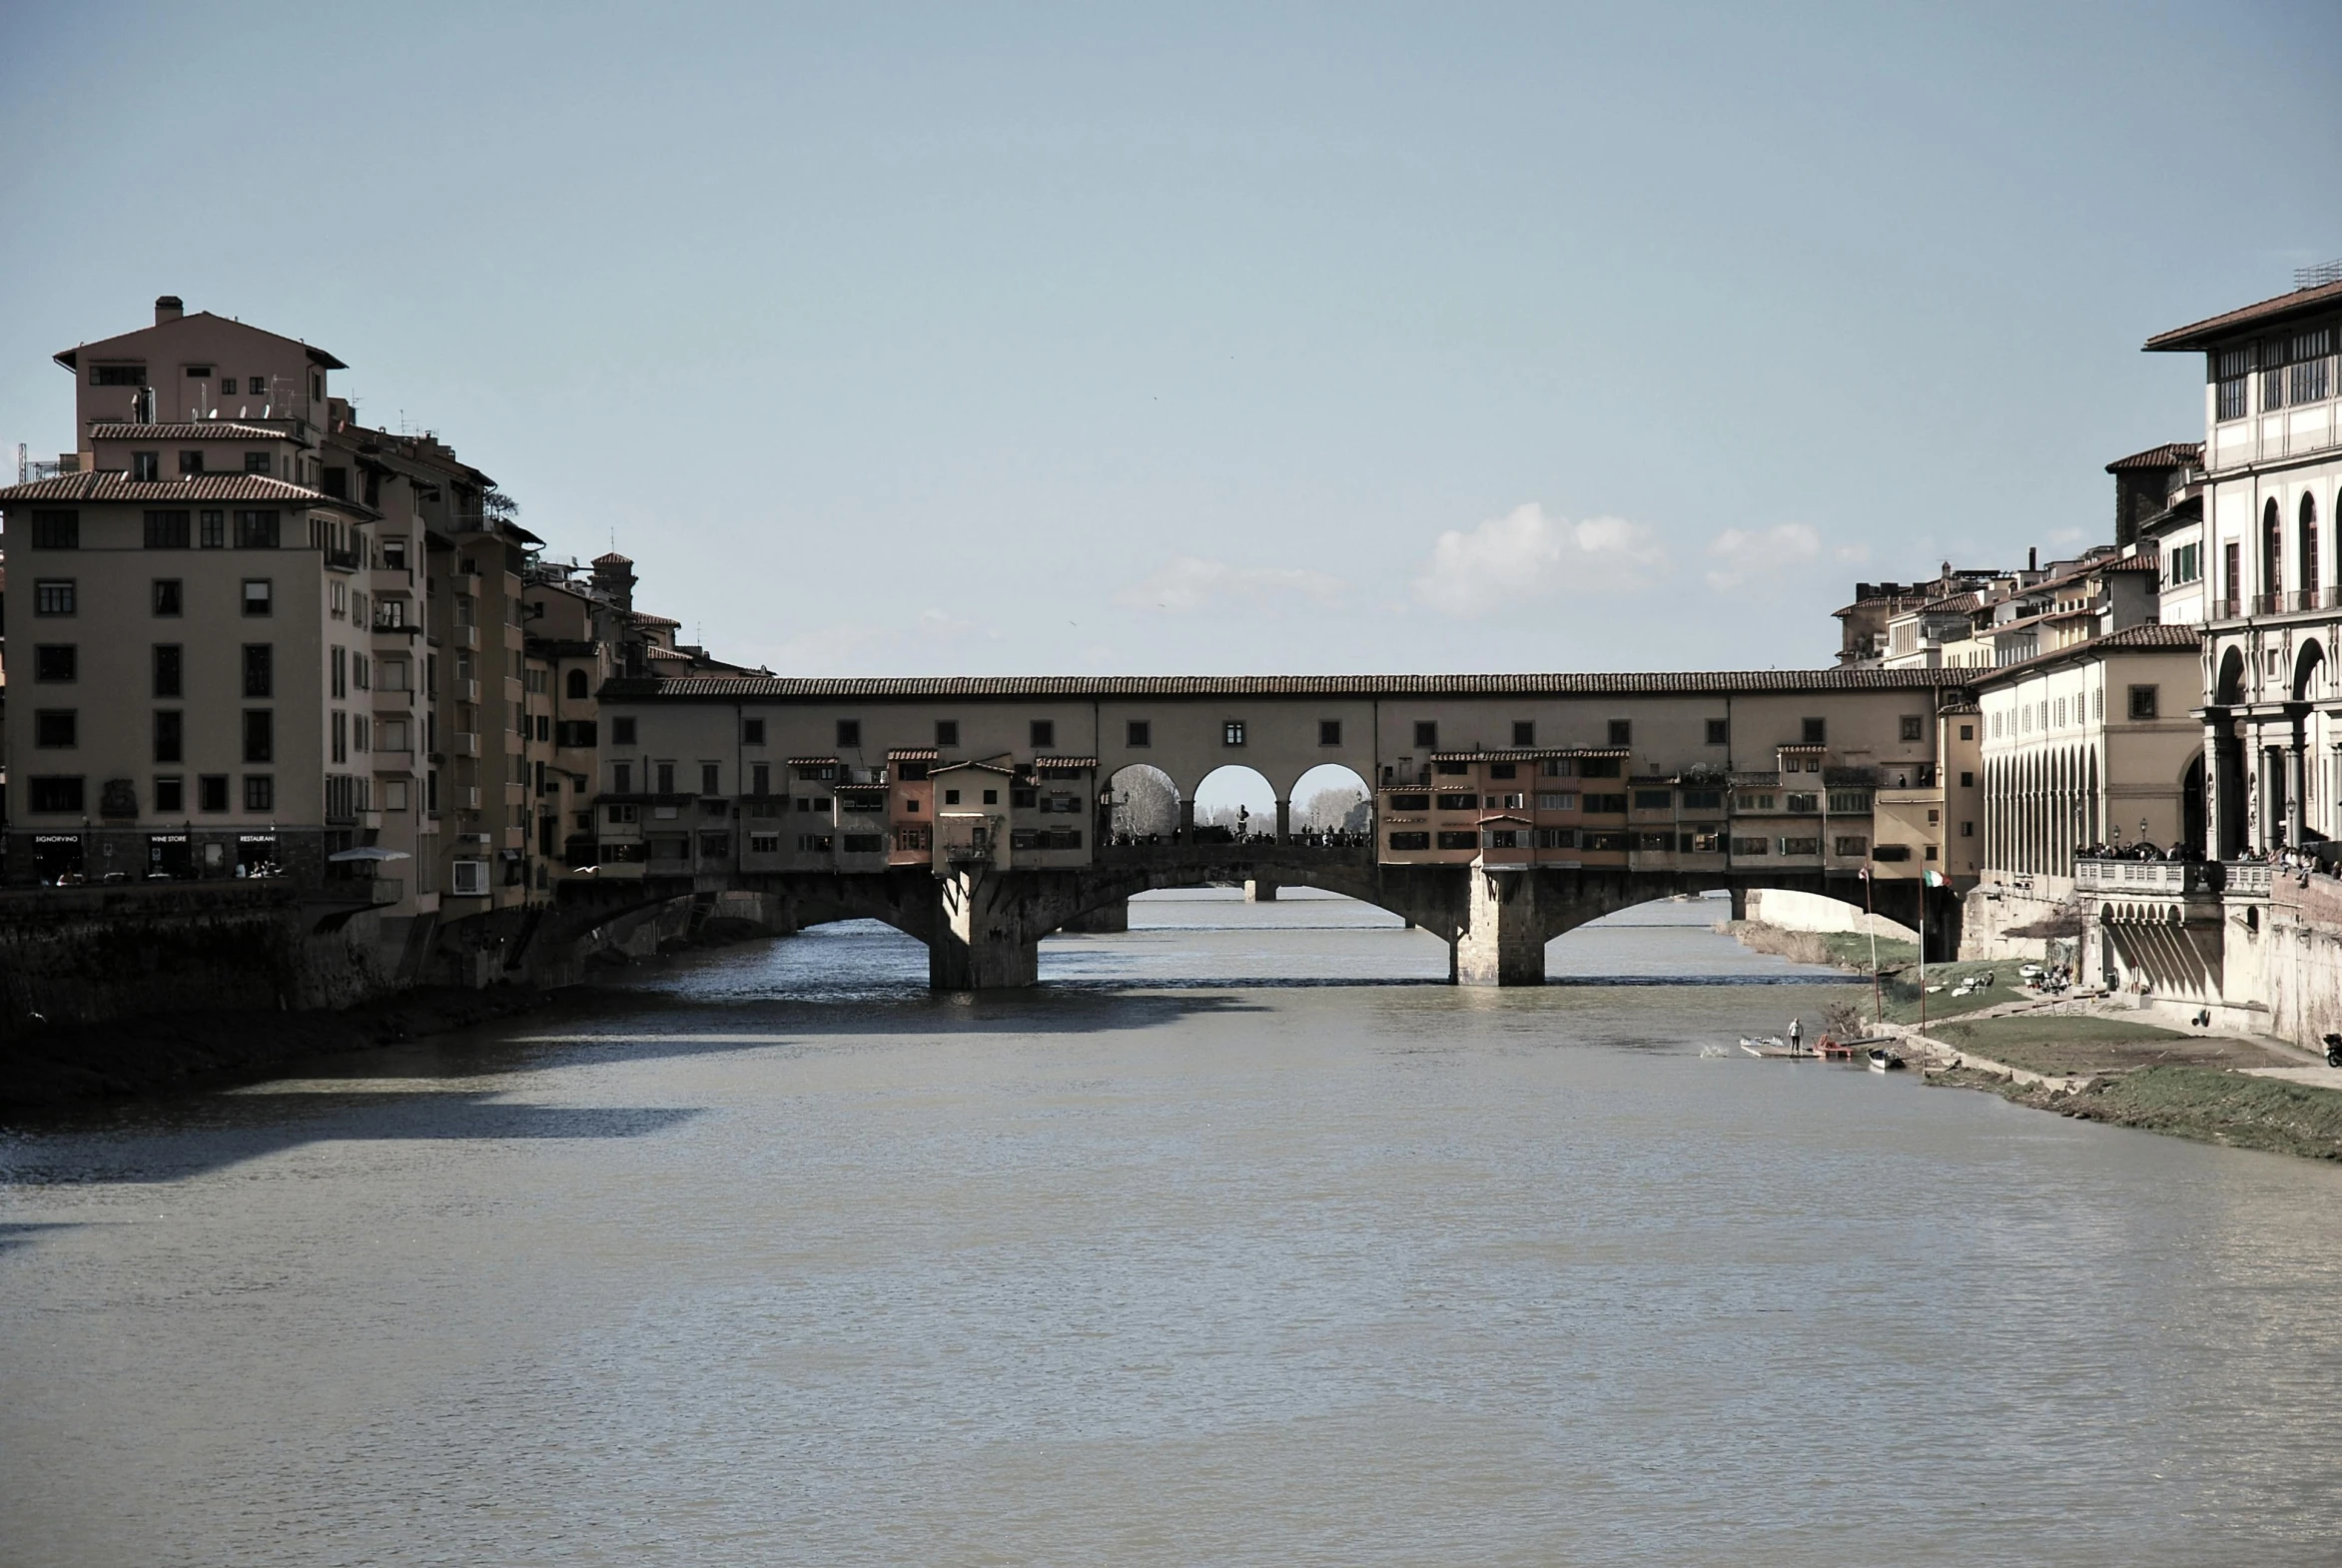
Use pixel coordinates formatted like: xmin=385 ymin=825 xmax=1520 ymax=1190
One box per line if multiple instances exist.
xmin=1864 ymin=867 xmax=1882 ymax=1027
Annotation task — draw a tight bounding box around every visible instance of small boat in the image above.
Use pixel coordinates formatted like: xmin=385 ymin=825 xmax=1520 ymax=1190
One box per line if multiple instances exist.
xmin=1867 ymin=1048 xmax=1908 ymax=1073
xmin=1740 ymin=1036 xmax=1816 ymax=1059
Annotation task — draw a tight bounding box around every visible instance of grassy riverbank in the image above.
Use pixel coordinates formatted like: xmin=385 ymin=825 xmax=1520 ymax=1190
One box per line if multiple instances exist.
xmin=1977 ymin=1066 xmax=2342 ymax=1163
xmin=1721 ymin=920 xmax=1918 ymax=974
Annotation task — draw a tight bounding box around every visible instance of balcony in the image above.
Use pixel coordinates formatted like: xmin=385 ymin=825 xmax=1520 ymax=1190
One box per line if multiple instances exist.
xmin=2073 ymin=856 xmax=2218 ymax=895
xmin=2248 ymin=588 xmax=2342 ymax=616
xmin=453 ymin=624 xmax=479 ymax=650
xmin=324 ymin=546 xmax=363 ymax=571
xmin=452 ymin=732 xmax=481 ymax=757
xmin=455 ymin=679 xmax=479 ymax=704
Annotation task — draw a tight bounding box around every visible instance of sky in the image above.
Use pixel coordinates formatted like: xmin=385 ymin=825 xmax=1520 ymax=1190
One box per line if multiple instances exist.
xmin=3 ymin=2 xmax=2338 ymax=679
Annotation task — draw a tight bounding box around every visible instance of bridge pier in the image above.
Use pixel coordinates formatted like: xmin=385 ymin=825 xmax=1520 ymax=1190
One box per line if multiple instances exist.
xmin=1060 ymin=898 xmax=1129 ymax=933
xmin=1245 ymin=879 xmax=1278 ymax=902
xmin=932 ymin=866 xmax=1041 ymax=989
xmin=1454 ymin=865 xmax=1546 ymax=986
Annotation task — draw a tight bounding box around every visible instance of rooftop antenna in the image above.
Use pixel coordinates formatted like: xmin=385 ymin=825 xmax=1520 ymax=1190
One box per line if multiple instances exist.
xmin=15 ymin=442 xmax=26 ymax=483
xmin=2296 ymin=259 xmax=2342 ymax=291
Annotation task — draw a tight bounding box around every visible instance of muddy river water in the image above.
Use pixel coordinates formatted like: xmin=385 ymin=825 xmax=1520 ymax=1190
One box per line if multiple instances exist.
xmin=4 ymin=892 xmax=2341 ymax=1565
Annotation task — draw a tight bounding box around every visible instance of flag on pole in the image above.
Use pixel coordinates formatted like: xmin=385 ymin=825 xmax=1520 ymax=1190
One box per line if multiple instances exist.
xmin=1923 ymin=869 xmax=1946 ymax=888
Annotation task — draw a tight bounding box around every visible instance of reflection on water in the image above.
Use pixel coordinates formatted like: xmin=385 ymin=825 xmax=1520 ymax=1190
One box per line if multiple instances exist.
xmin=4 ymin=890 xmax=2342 ymax=1566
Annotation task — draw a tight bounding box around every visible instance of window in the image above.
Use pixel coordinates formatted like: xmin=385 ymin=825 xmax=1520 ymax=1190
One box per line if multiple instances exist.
xmin=242 ymin=579 xmax=272 ymax=615
xmin=1785 ymin=793 xmax=1820 ymax=814
xmin=1435 ymin=830 xmax=1478 ymax=851
xmin=155 ymin=777 xmax=184 ymax=813
xmin=2127 ymin=684 xmax=2159 ymax=720
xmin=28 ymin=777 xmax=84 ymax=812
xmin=1414 ymin=721 xmax=1438 ymax=749
xmin=244 ymin=775 xmax=274 ymax=811
xmin=982 ymin=789 xmax=1000 ymax=806
xmin=149 ymin=577 xmax=184 ymax=616
xmin=1957 ymin=771 xmax=1973 ymax=788
xmin=1126 ymin=720 xmax=1150 ymax=748
xmin=178 ymin=450 xmax=204 ymax=476
xmin=1321 ymin=720 xmax=1343 ymax=746
xmin=1802 ymin=717 xmax=1827 ymax=745
xmin=2291 ymin=329 xmax=2332 ymax=405
xmin=1958 ymin=723 xmax=1973 ymax=741
xmin=1031 ymin=719 xmax=1056 ymax=749
xmin=943 ymin=789 xmax=961 ymax=805
xmin=655 ymin=761 xmax=675 ymax=795
xmin=1222 ymin=720 xmax=1246 ymax=747
xmin=195 ymin=508 xmax=225 ymax=548
xmin=748 ymin=762 xmax=771 ymax=796
xmin=31 ymin=510 xmax=79 ymax=549
xmin=132 ymin=451 xmax=160 ymax=481
xmin=243 ymin=644 xmax=273 ymax=697
xmin=1608 ymin=719 xmax=1631 ymax=747
xmin=1579 ymin=757 xmax=1621 ymax=778
xmin=91 ymin=363 xmax=145 ymax=386
xmin=198 ymin=775 xmax=229 ymax=812
xmin=1512 ymin=721 xmax=1535 ymax=746
xmin=601 ymin=716 xmax=635 ymax=749
xmin=701 ymin=763 xmax=721 ymax=796
xmin=1633 ymin=789 xmax=1673 ymax=810
xmin=1834 ymin=835 xmax=1870 ymax=856
xmin=243 ymin=710 xmax=273 ymax=764
xmin=1731 ymin=837 xmax=1771 ymax=856
xmin=837 ymin=719 xmax=861 ymax=748
xmin=34 ymin=710 xmax=76 ymax=748
xmin=1781 ymin=837 xmax=1821 ymax=857
xmin=238 ymin=449 xmax=271 ymax=475
xmin=331 ymin=645 xmax=347 ymax=699
xmin=234 ymin=509 xmax=279 ymax=548
xmin=154 ymin=710 xmax=183 ymax=763
xmin=2215 ymin=346 xmax=2251 ymax=420
xmin=451 ymin=860 xmax=489 ymax=897
xmin=34 ymin=579 xmax=75 ymax=615
xmin=1586 ymin=793 xmax=1628 ymax=814
xmin=1436 ymin=792 xmax=1478 ymax=810
xmin=1899 ymin=714 xmax=1924 ymax=742
xmin=1537 ymin=792 xmax=1578 ymax=811
xmin=1706 ymin=718 xmax=1729 ymax=745
xmin=35 ymin=645 xmax=76 ymax=682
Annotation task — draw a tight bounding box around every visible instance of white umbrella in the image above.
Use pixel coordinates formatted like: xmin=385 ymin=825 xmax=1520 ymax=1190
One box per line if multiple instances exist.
xmin=327 ymin=846 xmax=411 ymax=863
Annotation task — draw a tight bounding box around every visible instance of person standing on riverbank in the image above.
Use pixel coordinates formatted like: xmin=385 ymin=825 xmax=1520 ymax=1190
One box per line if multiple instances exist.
xmin=1789 ymin=1017 xmax=1803 ymax=1053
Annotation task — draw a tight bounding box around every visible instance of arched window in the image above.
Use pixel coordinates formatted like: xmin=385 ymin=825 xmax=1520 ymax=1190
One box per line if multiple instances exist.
xmin=565 ymin=668 xmax=588 ymax=699
xmin=2301 ymin=494 xmax=2320 ymax=608
xmin=2264 ymin=497 xmax=2283 ymax=606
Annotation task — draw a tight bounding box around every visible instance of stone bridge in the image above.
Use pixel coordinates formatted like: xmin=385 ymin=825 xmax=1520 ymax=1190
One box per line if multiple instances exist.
xmin=524 ymin=844 xmax=1959 ymax=990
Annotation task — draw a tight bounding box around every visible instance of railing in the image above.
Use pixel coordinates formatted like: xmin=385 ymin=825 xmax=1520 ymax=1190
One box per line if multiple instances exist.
xmin=2249 ymin=588 xmax=2342 ymax=615
xmin=324 ymin=546 xmax=362 ymax=570
xmin=368 ymin=877 xmax=402 ymax=905
xmin=2226 ymin=861 xmax=2272 ymax=897
xmin=2073 ymin=856 xmax=2218 ymax=895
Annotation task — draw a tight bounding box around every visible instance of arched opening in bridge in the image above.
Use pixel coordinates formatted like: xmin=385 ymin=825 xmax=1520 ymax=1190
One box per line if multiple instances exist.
xmin=1286 ymin=763 xmax=1373 ymax=844
xmin=1105 ymin=764 xmax=1181 ymax=842
xmin=1190 ymin=764 xmax=1278 ymax=842
xmin=1544 ymin=887 xmax=1911 ymax=986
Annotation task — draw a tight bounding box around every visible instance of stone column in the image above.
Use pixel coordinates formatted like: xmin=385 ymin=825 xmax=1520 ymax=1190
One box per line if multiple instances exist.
xmin=1454 ymin=865 xmax=1546 ymax=986
xmin=2288 ymin=734 xmax=2308 ymax=849
xmin=1178 ymin=798 xmax=1196 ymax=836
xmin=930 ymin=866 xmax=1039 ymax=989
xmin=1274 ymin=797 xmax=1290 ymax=842
xmin=1244 ymin=879 xmax=1278 ymax=902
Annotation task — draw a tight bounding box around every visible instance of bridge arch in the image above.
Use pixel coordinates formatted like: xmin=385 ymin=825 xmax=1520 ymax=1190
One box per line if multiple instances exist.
xmin=1105 ymin=763 xmax=1182 ymax=841
xmin=1190 ymin=763 xmax=1279 ymax=839
xmin=1286 ymin=762 xmax=1373 ymax=840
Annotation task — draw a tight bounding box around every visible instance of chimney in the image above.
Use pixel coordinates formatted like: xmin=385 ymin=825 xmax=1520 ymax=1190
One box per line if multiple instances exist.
xmin=154 ymin=295 xmax=184 ymax=325
xmin=2028 ymin=546 xmax=2037 ymax=572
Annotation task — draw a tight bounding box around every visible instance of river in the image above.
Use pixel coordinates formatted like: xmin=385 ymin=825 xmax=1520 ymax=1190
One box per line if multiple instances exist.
xmin=4 ymin=891 xmax=2341 ymax=1565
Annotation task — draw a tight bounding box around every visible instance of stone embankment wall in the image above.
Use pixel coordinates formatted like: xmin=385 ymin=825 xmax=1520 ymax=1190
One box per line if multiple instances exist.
xmin=1959 ymin=881 xmax=2073 ymax=963
xmin=2231 ymin=876 xmax=2342 ymax=1052
xmin=1743 ymin=888 xmax=1917 ymax=942
xmin=0 ymin=884 xmax=405 ymax=1039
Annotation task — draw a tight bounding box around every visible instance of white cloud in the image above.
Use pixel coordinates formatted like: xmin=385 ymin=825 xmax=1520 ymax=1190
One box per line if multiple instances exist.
xmin=1411 ymin=503 xmax=1666 ymax=615
xmin=1835 ymin=542 xmax=1871 ymax=563
xmin=1114 ymin=555 xmax=1343 ymax=614
xmin=1704 ymin=522 xmax=1821 ymax=591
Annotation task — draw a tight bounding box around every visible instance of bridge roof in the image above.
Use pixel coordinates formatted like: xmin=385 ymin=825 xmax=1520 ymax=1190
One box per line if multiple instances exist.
xmin=606 ymin=668 xmax=1976 ymax=702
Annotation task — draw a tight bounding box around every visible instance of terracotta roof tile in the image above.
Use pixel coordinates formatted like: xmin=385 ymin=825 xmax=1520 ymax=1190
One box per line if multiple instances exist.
xmin=0 ymin=469 xmax=375 ymax=514
xmin=606 ymin=669 xmax=1978 ymax=702
xmin=87 ymin=421 xmax=294 ymax=442
xmin=1969 ymin=622 xmax=2200 ymax=685
xmin=2105 ymin=441 xmax=2203 ymax=471
xmin=2145 ymin=278 xmax=2342 ymax=352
